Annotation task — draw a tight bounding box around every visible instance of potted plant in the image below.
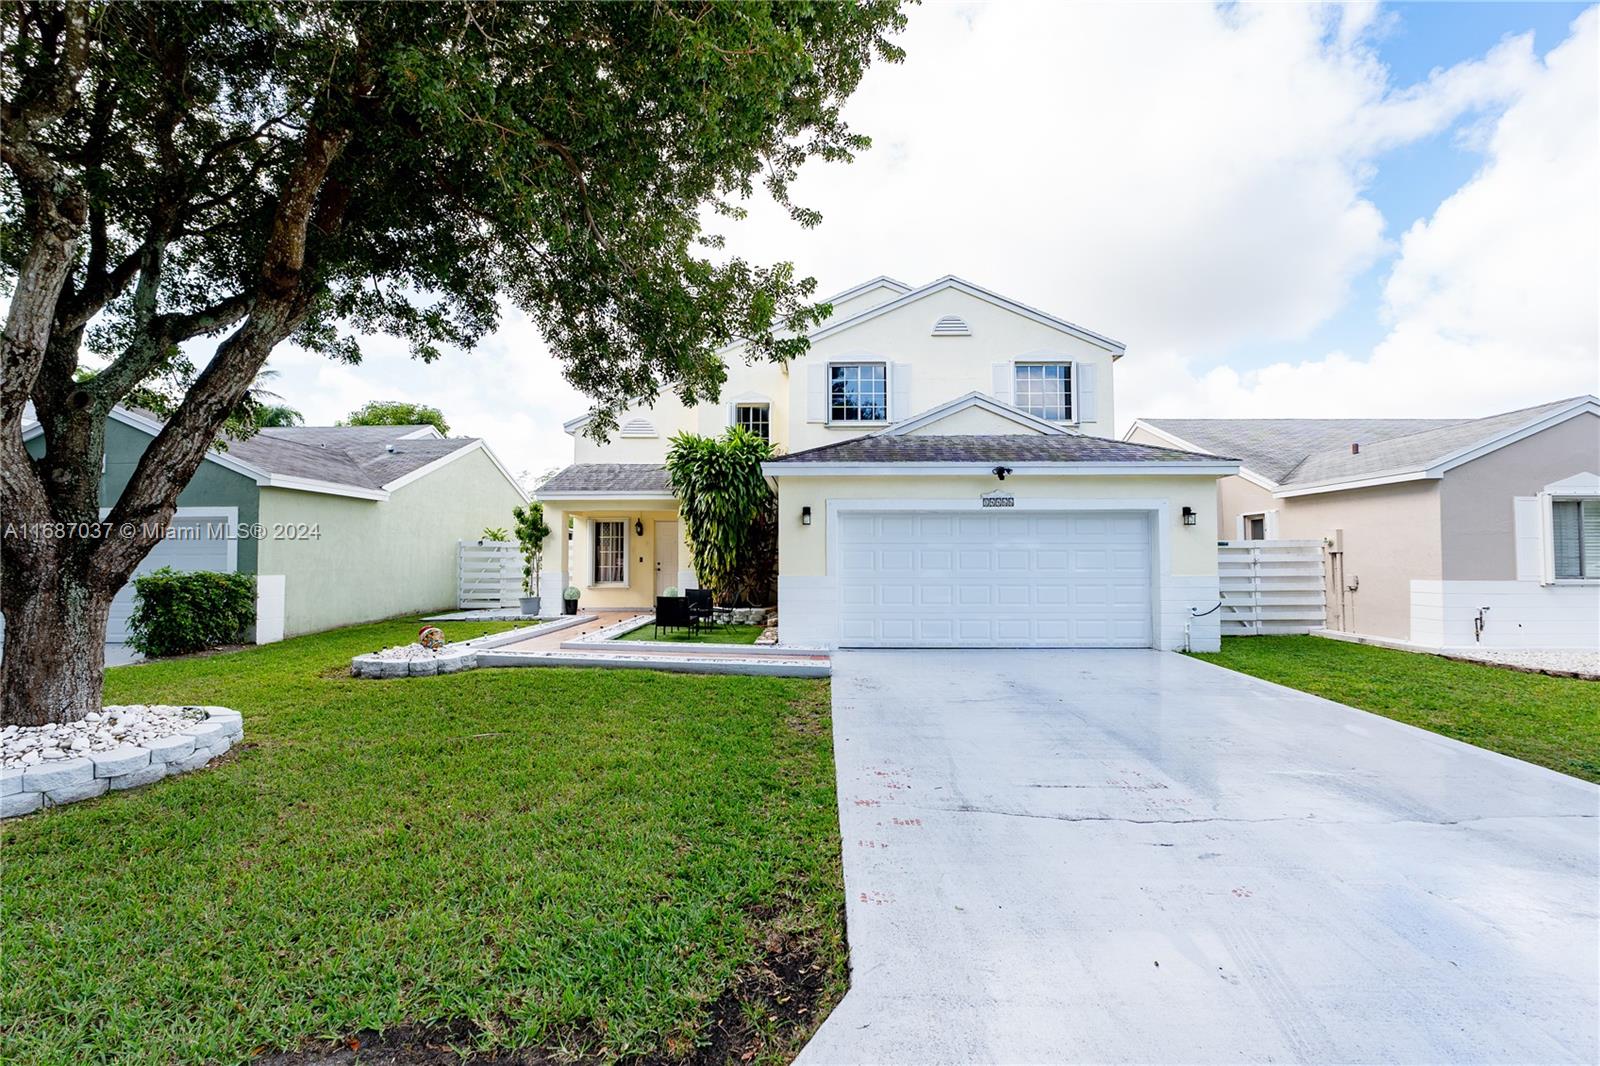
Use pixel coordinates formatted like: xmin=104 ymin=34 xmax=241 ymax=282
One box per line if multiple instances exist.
xmin=563 ymin=586 xmax=581 ymax=615
xmin=513 ymin=503 xmax=551 ymax=616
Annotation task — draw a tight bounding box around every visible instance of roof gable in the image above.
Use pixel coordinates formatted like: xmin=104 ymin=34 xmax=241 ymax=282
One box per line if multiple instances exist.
xmin=885 ymin=392 xmax=1068 ymax=437
xmin=808 ymin=275 xmax=1126 ymax=355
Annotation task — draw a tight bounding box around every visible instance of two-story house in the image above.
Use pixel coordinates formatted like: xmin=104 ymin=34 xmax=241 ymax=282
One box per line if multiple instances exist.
xmin=536 ymin=275 xmax=1238 ymax=651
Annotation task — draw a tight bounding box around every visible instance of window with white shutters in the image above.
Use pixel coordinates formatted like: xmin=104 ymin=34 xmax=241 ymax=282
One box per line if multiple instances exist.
xmin=1012 ymin=363 xmax=1071 ymax=421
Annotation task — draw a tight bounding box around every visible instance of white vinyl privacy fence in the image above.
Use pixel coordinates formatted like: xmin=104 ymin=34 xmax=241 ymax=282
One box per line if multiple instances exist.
xmin=458 ymin=540 xmax=521 ymax=609
xmin=1217 ymin=540 xmax=1326 ymax=635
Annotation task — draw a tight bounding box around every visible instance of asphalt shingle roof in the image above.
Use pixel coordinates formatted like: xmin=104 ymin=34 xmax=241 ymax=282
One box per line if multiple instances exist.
xmin=768 ymin=434 xmax=1229 ymax=465
xmin=224 ymin=425 xmax=474 ymax=489
xmin=538 ymin=464 xmax=673 ymax=495
xmin=1143 ymin=397 xmax=1589 ymax=488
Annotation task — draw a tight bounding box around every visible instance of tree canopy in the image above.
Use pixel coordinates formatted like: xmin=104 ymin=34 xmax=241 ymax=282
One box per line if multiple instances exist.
xmin=340 ymin=400 xmax=449 ymax=435
xmin=1 ymin=0 xmax=905 ymax=724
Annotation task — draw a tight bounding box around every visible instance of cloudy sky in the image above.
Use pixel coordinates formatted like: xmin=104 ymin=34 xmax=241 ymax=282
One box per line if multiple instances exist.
xmin=265 ymin=1 xmax=1599 ymax=480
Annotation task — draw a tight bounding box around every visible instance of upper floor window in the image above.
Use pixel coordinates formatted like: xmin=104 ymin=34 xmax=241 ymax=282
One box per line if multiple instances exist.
xmin=1553 ymin=498 xmax=1599 ymax=579
xmin=734 ymin=403 xmax=770 ymax=441
xmin=830 ymin=363 xmax=887 ymax=423
xmin=1013 ymin=362 xmax=1071 ymax=422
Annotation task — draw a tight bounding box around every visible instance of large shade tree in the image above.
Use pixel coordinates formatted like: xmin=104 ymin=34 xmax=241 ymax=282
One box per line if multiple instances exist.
xmin=1 ymin=1 xmax=906 ymax=725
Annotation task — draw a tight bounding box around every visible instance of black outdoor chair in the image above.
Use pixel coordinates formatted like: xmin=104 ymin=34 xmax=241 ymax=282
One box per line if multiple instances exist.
xmin=685 ymin=588 xmax=715 ymax=628
xmin=654 ymin=595 xmax=699 ymax=638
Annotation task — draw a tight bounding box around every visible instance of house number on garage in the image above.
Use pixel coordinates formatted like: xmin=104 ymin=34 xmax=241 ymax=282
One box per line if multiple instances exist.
xmin=981 ymin=492 xmax=1015 ymax=508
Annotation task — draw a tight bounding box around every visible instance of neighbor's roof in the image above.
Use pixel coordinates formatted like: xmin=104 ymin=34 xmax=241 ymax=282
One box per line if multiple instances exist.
xmin=1137 ymin=396 xmax=1598 ymax=492
xmin=537 ymin=464 xmax=673 ymax=496
xmin=767 ymin=433 xmax=1231 ymax=466
xmin=227 ymin=427 xmax=473 ymax=491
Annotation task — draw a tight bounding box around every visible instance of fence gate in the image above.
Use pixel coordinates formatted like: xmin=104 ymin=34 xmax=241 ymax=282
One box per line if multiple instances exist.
xmin=457 ymin=540 xmax=522 ymax=609
xmin=1217 ymin=540 xmax=1326 ymax=635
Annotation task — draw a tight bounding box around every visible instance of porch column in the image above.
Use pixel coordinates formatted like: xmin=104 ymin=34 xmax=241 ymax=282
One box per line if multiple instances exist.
xmin=539 ymin=506 xmax=570 ymax=616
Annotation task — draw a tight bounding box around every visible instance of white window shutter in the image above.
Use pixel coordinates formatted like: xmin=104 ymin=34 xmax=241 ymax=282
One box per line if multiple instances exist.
xmin=806 ymin=364 xmax=827 ymax=423
xmin=1235 ymin=514 xmax=1246 ymax=540
xmin=1264 ymin=509 xmax=1279 ymax=539
xmin=890 ymin=363 xmax=912 ymax=421
xmin=991 ymin=362 xmax=1013 ymax=404
xmin=726 ymin=402 xmax=737 ymax=430
xmin=1538 ymin=492 xmax=1556 ymax=584
xmin=1513 ymin=496 xmax=1541 ymax=581
xmin=1075 ymin=362 xmax=1097 ymax=425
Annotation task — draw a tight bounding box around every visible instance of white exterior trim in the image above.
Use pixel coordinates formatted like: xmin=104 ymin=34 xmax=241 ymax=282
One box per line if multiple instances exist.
xmin=762 ymin=460 xmax=1240 ymax=478
xmin=23 ymin=407 xmax=271 ymax=483
xmin=821 ymin=275 xmax=913 ymax=306
xmin=535 ymin=489 xmax=677 ymax=502
xmin=398 ymin=426 xmax=445 ymax=440
xmin=586 ymin=516 xmax=632 ymax=589
xmin=878 ymin=391 xmax=1070 ymax=437
xmin=807 ymin=275 xmax=1127 ymax=355
xmin=379 ymin=438 xmax=529 ymax=501
xmin=1273 ymin=468 xmax=1434 ymax=498
xmin=1123 ymin=419 xmax=1276 ymax=487
xmin=257 ymin=474 xmax=388 ymax=501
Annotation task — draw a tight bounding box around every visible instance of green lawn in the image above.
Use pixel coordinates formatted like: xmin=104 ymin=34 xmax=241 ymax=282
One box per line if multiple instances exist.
xmin=0 ymin=617 xmax=843 ymax=1065
xmin=618 ymin=623 xmax=766 ymax=646
xmin=1192 ymin=636 xmax=1600 ymax=783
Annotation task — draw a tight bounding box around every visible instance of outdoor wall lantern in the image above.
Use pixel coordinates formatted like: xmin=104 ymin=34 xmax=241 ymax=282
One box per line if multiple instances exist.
xmin=1181 ymin=506 xmax=1198 ymax=526
xmin=801 ymin=506 xmax=812 ymax=526
xmin=634 ymin=518 xmax=644 ymax=536
xmin=992 ymin=465 xmax=1013 ymax=481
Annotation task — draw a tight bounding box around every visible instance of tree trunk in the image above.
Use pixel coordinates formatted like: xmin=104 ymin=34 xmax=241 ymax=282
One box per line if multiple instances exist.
xmin=0 ymin=558 xmax=111 ymax=727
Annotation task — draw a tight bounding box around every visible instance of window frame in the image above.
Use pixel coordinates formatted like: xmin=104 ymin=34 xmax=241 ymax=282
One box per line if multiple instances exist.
xmin=590 ymin=519 xmax=629 ymax=587
xmin=1012 ymin=361 xmax=1073 ymax=422
xmin=734 ymin=402 xmax=771 ymax=441
xmin=827 ymin=362 xmax=889 ymax=425
xmin=1551 ymin=496 xmax=1600 ymax=581
xmin=1243 ymin=514 xmax=1267 ymax=541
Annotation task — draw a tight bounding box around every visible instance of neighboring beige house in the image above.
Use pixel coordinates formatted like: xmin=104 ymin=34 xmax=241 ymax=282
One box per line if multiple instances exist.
xmin=1126 ymin=397 xmax=1600 ymax=651
xmin=17 ymin=409 xmax=528 ymax=646
xmin=538 ymin=275 xmax=1238 ymax=651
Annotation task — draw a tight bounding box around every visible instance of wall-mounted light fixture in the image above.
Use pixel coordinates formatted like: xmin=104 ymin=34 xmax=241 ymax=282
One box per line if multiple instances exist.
xmin=992 ymin=465 xmax=1013 ymax=481
xmin=634 ymin=518 xmax=644 ymax=537
xmin=1181 ymin=506 xmax=1198 ymax=527
xmin=801 ymin=506 xmax=812 ymax=526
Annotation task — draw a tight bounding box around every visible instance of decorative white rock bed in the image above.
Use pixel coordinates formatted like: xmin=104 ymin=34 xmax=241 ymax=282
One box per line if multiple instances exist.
xmin=1 ymin=705 xmax=243 ymax=819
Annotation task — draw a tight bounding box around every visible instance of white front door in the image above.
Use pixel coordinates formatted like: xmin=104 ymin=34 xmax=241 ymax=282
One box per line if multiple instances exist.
xmin=654 ymin=521 xmax=679 ymax=596
xmin=836 ymin=510 xmax=1153 ymax=648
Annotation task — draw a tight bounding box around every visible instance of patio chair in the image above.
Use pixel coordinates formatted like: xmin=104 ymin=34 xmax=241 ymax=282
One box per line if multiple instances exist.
xmin=685 ymin=588 xmax=715 ymax=628
xmin=654 ymin=595 xmax=699 ymax=638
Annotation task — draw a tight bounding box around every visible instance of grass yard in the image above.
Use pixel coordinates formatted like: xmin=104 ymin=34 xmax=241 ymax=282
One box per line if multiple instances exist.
xmin=0 ymin=616 xmax=844 ymax=1065
xmin=1192 ymin=636 xmax=1600 ymax=783
xmin=618 ymin=623 xmax=766 ymax=646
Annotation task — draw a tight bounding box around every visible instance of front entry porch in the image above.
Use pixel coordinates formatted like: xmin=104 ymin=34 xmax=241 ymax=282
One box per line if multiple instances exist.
xmin=535 ymin=495 xmax=698 ymax=616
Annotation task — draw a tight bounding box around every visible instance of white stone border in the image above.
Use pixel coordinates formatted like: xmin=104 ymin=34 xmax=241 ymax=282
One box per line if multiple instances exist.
xmin=0 ymin=706 xmax=243 ymax=820
xmin=348 ymin=616 xmax=596 ymax=679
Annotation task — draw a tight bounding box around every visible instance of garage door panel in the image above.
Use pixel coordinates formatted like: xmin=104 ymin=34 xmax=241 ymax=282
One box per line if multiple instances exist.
xmin=837 ymin=509 xmax=1152 ymax=648
xmin=106 ymin=515 xmax=234 ymax=643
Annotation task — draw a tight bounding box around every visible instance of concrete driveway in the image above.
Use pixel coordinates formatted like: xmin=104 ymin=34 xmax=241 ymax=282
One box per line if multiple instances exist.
xmin=799 ymin=650 xmax=1599 ymax=1064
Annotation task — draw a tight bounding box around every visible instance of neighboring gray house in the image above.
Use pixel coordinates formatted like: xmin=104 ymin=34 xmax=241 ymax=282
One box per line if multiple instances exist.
xmin=1127 ymin=396 xmax=1600 ymax=652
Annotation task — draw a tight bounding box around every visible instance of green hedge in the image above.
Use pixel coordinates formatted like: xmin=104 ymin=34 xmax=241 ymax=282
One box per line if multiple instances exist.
xmin=126 ymin=568 xmax=257 ymax=658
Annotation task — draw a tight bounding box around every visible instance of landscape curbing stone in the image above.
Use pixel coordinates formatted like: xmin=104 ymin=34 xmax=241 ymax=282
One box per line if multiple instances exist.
xmin=3 ymin=707 xmax=243 ymax=820
xmin=109 ymin=763 xmax=170 ymax=790
xmin=145 ymin=734 xmax=196 ymax=763
xmin=44 ymin=777 xmax=111 ymax=805
xmin=22 ymin=757 xmax=95 ymax=793
xmin=1 ymin=791 xmax=44 ymax=817
xmin=91 ymin=744 xmax=152 ymax=778
xmin=408 ymin=657 xmax=439 ymax=677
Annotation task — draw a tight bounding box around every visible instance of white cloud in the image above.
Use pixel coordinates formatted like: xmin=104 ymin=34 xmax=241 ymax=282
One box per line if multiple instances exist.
xmin=1121 ymin=5 xmax=1599 ymax=423
xmin=260 ymin=1 xmax=1599 ymax=464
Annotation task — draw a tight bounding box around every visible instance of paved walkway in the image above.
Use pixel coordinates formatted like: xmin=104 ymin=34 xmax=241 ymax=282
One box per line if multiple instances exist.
xmin=799 ymin=649 xmax=1599 ymax=1064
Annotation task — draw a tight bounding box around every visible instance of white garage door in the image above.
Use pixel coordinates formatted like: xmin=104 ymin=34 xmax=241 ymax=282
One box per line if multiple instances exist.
xmin=837 ymin=510 xmax=1152 ymax=647
xmin=106 ymin=514 xmax=236 ymax=643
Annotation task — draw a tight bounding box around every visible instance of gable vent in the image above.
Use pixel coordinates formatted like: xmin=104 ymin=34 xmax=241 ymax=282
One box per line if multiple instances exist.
xmin=931 ymin=314 xmax=971 ymax=337
xmin=620 ymin=417 xmax=657 ymax=438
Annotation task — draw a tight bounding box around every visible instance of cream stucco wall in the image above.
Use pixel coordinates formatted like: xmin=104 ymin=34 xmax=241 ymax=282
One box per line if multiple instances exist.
xmin=1440 ymin=411 xmax=1600 ymax=580
xmin=1125 ymin=425 xmax=1277 ymax=537
xmin=775 ymin=474 xmax=1219 ymax=578
xmin=557 ymin=508 xmax=685 ymax=610
xmin=1273 ymin=481 xmax=1441 ymax=640
xmin=903 ymin=405 xmax=1046 ymax=436
xmin=257 ymin=447 xmax=526 ymax=636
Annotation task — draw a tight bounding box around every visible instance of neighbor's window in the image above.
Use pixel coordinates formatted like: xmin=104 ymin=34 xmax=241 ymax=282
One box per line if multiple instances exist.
xmin=829 ymin=363 xmax=887 ymax=422
xmin=1244 ymin=514 xmax=1266 ymax=541
xmin=593 ymin=520 xmax=626 ymax=584
xmin=1013 ymin=362 xmax=1071 ymax=421
xmin=735 ymin=403 xmax=770 ymax=440
xmin=1552 ymin=498 xmax=1600 ymax=579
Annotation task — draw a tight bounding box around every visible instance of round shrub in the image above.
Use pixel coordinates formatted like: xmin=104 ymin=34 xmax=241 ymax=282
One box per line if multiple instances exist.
xmin=126 ymin=568 xmax=257 ymax=657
